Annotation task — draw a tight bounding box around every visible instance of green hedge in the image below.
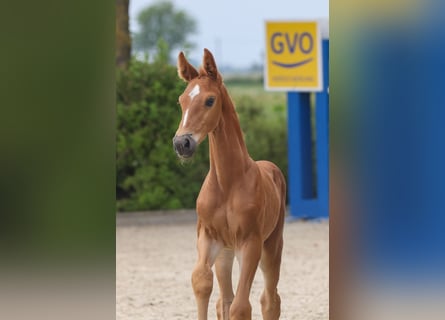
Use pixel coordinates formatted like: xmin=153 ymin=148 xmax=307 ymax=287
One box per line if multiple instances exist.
xmin=117 ymin=57 xmax=287 ymax=212
xmin=236 ymin=96 xmax=288 ymax=181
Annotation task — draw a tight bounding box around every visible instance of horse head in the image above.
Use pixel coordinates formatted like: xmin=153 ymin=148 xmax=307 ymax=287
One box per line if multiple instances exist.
xmin=173 ymin=49 xmax=224 ymax=159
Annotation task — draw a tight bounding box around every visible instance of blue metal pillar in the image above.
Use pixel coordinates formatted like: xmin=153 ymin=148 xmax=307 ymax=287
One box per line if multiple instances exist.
xmin=287 ymin=39 xmax=329 ymax=219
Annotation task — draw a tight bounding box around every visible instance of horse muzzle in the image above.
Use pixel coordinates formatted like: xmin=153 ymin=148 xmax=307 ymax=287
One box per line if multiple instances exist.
xmin=173 ymin=134 xmax=197 ymax=158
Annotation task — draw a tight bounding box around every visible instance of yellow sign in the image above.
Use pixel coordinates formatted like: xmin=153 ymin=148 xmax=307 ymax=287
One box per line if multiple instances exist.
xmin=265 ymin=21 xmax=322 ymax=91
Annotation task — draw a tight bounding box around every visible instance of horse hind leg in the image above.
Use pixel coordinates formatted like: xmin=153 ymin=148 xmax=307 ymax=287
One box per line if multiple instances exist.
xmin=260 ymin=216 xmax=284 ymax=320
xmin=215 ymin=248 xmax=235 ymax=320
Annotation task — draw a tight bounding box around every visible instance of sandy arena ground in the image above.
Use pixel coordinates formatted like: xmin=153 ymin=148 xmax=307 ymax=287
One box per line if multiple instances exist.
xmin=116 ymin=211 xmax=328 ymax=320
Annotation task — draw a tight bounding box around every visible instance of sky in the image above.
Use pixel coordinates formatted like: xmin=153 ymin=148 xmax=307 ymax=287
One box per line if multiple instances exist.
xmin=130 ymin=0 xmax=329 ymax=69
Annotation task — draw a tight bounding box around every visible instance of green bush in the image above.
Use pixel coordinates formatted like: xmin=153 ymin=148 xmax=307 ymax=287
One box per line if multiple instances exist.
xmin=116 ymin=55 xmax=209 ymax=211
xmin=236 ymin=96 xmax=288 ymax=181
xmin=117 ymin=57 xmax=287 ymax=212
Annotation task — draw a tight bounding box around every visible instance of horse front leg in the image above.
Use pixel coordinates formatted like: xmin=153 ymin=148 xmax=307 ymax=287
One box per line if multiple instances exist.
xmin=192 ymin=226 xmax=222 ymax=320
xmin=215 ymin=248 xmax=235 ymax=320
xmin=230 ymin=236 xmax=262 ymax=320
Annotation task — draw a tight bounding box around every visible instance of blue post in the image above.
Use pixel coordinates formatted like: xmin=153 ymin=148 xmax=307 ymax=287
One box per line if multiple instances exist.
xmin=315 ymin=39 xmax=330 ymax=217
xmin=287 ymin=39 xmax=329 ymax=219
xmin=287 ymin=92 xmax=313 ymax=206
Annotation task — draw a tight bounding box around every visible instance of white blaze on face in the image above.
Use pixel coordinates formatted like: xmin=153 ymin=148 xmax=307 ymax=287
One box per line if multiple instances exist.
xmin=182 ymin=109 xmax=189 ymax=127
xmin=182 ymin=84 xmax=200 ymax=128
xmin=188 ymin=84 xmax=200 ymax=101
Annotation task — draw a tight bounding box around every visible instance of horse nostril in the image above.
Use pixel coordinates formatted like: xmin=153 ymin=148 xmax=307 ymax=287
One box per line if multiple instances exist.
xmin=184 ymin=138 xmax=191 ymax=149
xmin=173 ymin=134 xmax=195 ymax=158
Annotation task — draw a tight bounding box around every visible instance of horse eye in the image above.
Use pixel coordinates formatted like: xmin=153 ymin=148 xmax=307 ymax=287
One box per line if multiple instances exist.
xmin=205 ymin=97 xmax=215 ymax=107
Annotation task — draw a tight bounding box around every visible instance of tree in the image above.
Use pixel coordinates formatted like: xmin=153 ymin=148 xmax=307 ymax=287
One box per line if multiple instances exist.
xmin=133 ymin=1 xmax=197 ymax=57
xmin=116 ymin=0 xmax=131 ymax=69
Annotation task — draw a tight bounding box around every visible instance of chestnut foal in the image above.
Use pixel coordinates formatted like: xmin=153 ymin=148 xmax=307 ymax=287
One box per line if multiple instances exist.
xmin=173 ymin=49 xmax=286 ymax=320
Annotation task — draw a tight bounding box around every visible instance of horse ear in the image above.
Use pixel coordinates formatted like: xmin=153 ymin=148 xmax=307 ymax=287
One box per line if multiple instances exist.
xmin=177 ymin=52 xmax=198 ymax=82
xmin=202 ymin=48 xmax=219 ymax=82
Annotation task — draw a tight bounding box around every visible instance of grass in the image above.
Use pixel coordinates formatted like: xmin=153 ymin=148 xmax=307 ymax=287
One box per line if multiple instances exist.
xmin=226 ymin=79 xmax=286 ymax=106
xmin=225 ymin=77 xmax=287 ymax=120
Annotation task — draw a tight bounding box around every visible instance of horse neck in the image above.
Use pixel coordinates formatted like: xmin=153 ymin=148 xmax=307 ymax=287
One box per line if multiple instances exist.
xmin=208 ymin=86 xmax=252 ymax=189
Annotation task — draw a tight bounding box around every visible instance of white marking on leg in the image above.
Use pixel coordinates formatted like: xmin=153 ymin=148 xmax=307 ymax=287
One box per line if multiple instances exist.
xmin=188 ymin=84 xmax=200 ymax=101
xmin=182 ymin=109 xmax=189 ymax=127
xmin=209 ymin=241 xmax=223 ymax=264
xmin=235 ymin=250 xmax=243 ymax=272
